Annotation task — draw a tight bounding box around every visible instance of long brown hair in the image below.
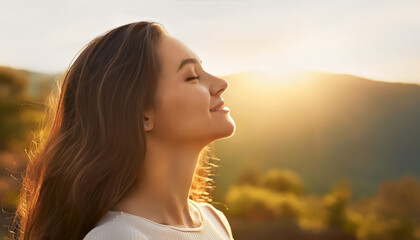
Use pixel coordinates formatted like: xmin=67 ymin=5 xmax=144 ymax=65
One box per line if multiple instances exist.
xmin=7 ymin=20 xmax=220 ymax=240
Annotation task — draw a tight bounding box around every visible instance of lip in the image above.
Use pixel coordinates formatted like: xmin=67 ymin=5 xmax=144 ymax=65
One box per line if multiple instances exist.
xmin=216 ymin=106 xmax=230 ymax=112
xmin=210 ymin=100 xmax=225 ymax=112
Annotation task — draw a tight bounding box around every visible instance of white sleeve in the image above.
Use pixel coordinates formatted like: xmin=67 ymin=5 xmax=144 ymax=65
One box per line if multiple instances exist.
xmin=83 ymin=222 xmax=148 ymax=240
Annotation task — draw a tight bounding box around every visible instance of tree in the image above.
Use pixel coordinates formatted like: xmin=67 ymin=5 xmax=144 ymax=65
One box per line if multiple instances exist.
xmin=0 ymin=67 xmax=28 ymax=150
xmin=260 ymin=168 xmax=304 ymax=195
xmin=324 ymin=179 xmax=358 ymax=235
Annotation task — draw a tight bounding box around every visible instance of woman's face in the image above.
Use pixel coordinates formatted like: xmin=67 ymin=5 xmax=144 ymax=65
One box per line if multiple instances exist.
xmin=145 ymin=33 xmax=235 ymax=147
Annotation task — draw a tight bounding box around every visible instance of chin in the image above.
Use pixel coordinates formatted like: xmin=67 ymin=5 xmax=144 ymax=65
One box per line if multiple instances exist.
xmin=214 ymin=121 xmax=236 ymax=140
xmin=225 ymin=121 xmax=236 ymax=137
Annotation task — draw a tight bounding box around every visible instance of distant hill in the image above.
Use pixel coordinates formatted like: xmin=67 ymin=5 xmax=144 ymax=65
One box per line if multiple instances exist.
xmin=2 ymin=65 xmax=420 ymax=201
xmin=0 ymin=65 xmax=57 ymax=105
xmin=213 ymin=70 xmax=420 ymax=200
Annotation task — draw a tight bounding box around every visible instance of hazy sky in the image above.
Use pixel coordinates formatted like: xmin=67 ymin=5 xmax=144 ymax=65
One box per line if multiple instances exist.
xmin=1 ymin=0 xmax=419 ymax=83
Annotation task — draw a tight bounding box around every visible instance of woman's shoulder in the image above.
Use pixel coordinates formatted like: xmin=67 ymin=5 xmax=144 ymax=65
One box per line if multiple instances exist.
xmin=196 ymin=201 xmax=230 ymax=224
xmin=196 ymin=201 xmax=225 ymax=216
xmin=83 ymin=221 xmax=148 ymax=240
xmin=194 ymin=201 xmax=234 ymax=239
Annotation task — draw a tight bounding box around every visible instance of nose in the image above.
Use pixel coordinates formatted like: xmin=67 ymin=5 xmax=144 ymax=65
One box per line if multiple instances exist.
xmin=210 ymin=75 xmax=229 ymax=96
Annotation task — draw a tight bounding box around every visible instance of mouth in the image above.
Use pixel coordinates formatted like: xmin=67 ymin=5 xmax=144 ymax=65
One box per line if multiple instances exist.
xmin=210 ymin=100 xmax=227 ymax=112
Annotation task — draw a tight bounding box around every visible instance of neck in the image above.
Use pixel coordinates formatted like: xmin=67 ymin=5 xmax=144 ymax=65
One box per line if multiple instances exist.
xmin=113 ymin=136 xmax=205 ymax=228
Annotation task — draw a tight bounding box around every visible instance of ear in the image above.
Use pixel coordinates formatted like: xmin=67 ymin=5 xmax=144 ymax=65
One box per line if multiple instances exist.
xmin=143 ymin=108 xmax=155 ymax=132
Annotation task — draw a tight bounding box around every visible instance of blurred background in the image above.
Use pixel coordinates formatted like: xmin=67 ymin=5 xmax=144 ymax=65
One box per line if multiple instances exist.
xmin=1 ymin=0 xmax=420 ymax=239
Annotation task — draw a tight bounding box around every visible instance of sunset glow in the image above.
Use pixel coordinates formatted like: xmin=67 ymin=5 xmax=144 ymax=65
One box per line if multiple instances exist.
xmin=0 ymin=1 xmax=419 ymax=83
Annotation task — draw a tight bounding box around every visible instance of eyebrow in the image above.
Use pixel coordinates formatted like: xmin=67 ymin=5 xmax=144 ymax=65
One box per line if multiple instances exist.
xmin=176 ymin=58 xmax=202 ymax=73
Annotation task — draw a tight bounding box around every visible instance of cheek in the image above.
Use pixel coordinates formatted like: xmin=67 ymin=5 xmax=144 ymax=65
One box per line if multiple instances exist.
xmin=157 ymin=85 xmax=209 ymax=130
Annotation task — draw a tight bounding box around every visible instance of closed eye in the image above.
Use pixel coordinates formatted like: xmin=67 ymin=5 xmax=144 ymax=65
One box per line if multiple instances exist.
xmin=186 ymin=75 xmax=201 ymax=81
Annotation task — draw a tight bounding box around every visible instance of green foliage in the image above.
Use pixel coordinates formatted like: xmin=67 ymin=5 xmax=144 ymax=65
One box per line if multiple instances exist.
xmin=226 ymin=167 xmax=306 ymax=222
xmin=323 ymin=180 xmax=358 ymax=234
xmin=226 ymin=167 xmax=420 ymax=240
xmin=354 ymin=175 xmax=420 ymax=240
xmin=259 ymin=168 xmax=304 ymax=195
xmin=0 ymin=68 xmax=28 ymax=150
xmin=225 ymin=184 xmax=304 ymax=222
xmin=0 ymin=67 xmax=53 ymax=151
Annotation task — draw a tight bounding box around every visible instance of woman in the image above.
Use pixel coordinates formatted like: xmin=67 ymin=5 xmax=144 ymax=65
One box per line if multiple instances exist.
xmin=8 ymin=21 xmax=236 ymax=240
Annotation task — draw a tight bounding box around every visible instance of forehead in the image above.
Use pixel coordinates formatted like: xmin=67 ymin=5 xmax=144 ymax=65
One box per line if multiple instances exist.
xmin=157 ymin=34 xmax=200 ymax=73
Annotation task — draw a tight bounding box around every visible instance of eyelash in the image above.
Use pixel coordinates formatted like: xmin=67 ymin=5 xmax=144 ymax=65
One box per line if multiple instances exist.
xmin=186 ymin=75 xmax=201 ymax=81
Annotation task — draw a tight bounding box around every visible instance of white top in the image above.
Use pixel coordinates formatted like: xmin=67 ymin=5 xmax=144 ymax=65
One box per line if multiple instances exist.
xmin=83 ymin=199 xmax=235 ymax=240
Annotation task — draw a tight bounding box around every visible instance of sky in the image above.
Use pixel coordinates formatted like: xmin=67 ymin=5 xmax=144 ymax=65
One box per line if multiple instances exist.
xmin=1 ymin=0 xmax=419 ymax=83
